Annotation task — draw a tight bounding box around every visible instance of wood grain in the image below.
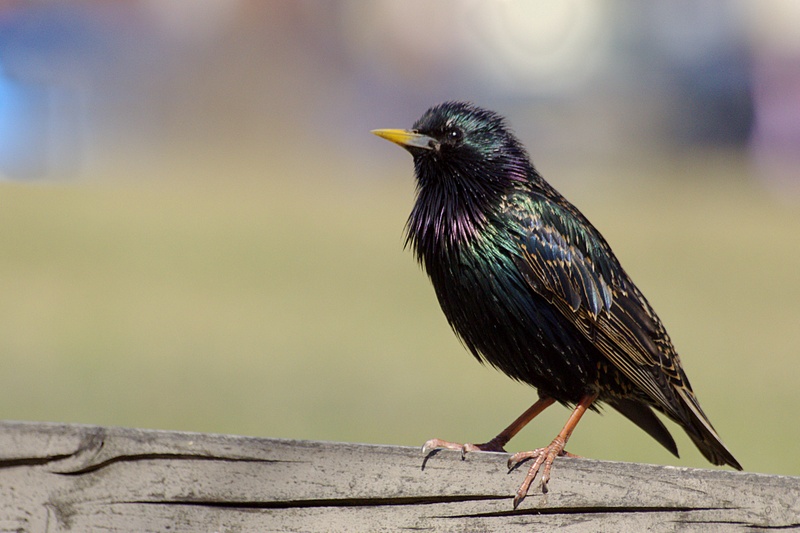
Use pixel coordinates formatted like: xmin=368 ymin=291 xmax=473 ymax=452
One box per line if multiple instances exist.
xmin=0 ymin=421 xmax=797 ymax=532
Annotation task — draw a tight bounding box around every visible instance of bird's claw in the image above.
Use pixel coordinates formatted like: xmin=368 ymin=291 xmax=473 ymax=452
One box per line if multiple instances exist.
xmin=422 ymin=438 xmax=507 ymax=459
xmin=508 ymin=437 xmax=569 ymax=509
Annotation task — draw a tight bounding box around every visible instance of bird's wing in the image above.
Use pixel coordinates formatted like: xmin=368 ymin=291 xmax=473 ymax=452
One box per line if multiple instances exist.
xmin=504 ymin=195 xmax=616 ymax=319
xmin=503 ymin=192 xmax=687 ymax=415
xmin=504 ymin=190 xmax=741 ymax=469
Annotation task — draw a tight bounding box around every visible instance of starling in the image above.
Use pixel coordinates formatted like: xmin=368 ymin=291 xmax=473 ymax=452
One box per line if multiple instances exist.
xmin=372 ymin=102 xmax=741 ymax=508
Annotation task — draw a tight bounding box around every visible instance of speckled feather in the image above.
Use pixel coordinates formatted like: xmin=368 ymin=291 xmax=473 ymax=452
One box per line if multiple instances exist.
xmin=400 ymin=102 xmax=740 ymax=469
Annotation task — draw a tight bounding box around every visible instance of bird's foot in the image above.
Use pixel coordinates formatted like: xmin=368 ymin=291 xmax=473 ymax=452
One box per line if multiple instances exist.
xmin=422 ymin=437 xmax=507 ymax=459
xmin=507 ymin=436 xmax=573 ymax=508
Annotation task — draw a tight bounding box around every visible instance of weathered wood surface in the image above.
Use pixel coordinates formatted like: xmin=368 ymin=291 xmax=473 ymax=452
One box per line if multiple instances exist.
xmin=0 ymin=421 xmax=797 ymax=532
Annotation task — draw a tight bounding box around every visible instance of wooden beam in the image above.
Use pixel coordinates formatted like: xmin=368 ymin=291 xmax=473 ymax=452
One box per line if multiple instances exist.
xmin=0 ymin=420 xmax=797 ymax=531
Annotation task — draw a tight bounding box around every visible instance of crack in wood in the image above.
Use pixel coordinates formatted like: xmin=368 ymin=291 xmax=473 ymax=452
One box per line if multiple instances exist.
xmin=676 ymin=520 xmax=800 ymax=530
xmin=55 ymin=453 xmax=295 ymax=475
xmin=0 ymin=454 xmax=76 ymax=469
xmin=444 ymin=505 xmax=725 ymax=519
xmin=684 ymin=521 xmax=800 ymax=530
xmin=122 ymin=494 xmax=508 ymax=509
xmin=742 ymin=524 xmax=800 ymax=530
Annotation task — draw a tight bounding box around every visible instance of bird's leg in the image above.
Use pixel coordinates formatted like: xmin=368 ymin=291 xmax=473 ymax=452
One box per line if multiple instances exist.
xmin=422 ymin=396 xmax=555 ymax=458
xmin=507 ymin=393 xmax=598 ymax=508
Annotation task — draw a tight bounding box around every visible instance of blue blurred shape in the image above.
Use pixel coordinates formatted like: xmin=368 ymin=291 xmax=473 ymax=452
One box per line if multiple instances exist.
xmin=0 ymin=65 xmax=48 ymax=179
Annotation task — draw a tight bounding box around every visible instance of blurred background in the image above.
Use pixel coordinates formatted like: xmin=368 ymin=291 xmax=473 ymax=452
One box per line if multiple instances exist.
xmin=1 ymin=0 xmax=798 ymax=477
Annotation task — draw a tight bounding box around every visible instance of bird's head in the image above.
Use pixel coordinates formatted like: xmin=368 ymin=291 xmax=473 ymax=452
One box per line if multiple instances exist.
xmin=373 ymin=102 xmax=534 ymax=253
xmin=372 ymin=101 xmax=530 ymax=192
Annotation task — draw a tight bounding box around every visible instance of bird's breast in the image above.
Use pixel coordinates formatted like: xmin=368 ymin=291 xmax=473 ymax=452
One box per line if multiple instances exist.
xmin=419 ymin=231 xmax=600 ymax=401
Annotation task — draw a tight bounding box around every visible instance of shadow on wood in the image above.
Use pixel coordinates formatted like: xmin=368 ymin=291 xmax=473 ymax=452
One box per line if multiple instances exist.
xmin=1 ymin=420 xmax=798 ymax=532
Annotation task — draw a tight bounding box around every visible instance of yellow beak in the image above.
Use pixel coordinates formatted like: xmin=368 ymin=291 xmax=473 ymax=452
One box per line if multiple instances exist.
xmin=371 ymin=129 xmax=435 ymax=151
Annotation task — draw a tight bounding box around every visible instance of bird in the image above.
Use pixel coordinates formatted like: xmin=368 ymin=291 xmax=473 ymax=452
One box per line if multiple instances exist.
xmin=372 ymin=102 xmax=742 ymax=508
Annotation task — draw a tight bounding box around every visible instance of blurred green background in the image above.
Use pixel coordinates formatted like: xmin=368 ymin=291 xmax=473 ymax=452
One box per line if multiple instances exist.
xmin=1 ymin=1 xmax=799 ymax=478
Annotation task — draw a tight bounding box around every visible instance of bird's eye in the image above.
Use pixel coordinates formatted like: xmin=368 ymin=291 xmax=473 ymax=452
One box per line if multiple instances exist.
xmin=445 ymin=128 xmax=462 ymax=142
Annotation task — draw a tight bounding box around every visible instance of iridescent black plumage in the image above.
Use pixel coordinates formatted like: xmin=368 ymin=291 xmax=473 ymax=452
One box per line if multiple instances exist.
xmin=373 ymin=102 xmax=741 ymax=492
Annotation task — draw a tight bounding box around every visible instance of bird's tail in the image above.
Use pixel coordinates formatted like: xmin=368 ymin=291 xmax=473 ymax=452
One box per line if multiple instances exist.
xmin=675 ymin=387 xmax=742 ymax=470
